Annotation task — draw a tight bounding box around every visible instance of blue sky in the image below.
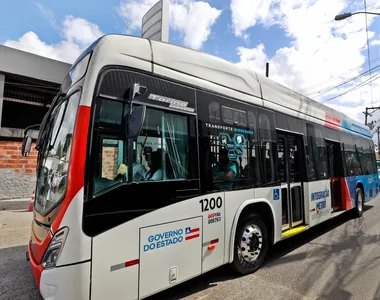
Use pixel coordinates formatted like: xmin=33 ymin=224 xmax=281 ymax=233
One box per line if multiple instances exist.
xmin=0 ymin=0 xmax=293 ymax=65
xmin=1 ymin=0 xmax=380 ymax=124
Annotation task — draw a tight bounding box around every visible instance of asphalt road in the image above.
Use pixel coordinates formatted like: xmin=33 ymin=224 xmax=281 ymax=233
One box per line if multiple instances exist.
xmin=1 ymin=196 xmax=380 ymax=300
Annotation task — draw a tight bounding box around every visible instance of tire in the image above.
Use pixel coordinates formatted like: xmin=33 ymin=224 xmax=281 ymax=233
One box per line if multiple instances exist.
xmin=231 ymin=213 xmax=269 ymax=275
xmin=352 ymin=187 xmax=364 ymax=218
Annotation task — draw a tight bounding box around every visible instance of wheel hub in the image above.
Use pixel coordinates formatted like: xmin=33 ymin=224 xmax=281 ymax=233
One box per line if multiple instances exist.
xmin=238 ymin=224 xmax=263 ymax=263
xmin=358 ymin=192 xmax=363 ymax=212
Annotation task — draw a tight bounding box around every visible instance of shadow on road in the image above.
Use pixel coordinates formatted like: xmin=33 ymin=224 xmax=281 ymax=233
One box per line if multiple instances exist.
xmin=148 ymin=204 xmax=379 ymax=300
xmin=267 ymin=204 xmax=380 ymax=300
xmin=0 ymin=245 xmax=42 ymax=300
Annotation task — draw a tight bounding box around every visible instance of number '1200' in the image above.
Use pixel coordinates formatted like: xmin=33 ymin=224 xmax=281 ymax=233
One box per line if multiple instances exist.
xmin=199 ymin=197 xmax=222 ymax=212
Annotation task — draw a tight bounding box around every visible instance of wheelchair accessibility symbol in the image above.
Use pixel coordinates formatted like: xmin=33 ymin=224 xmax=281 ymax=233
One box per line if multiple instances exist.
xmin=273 ymin=188 xmax=280 ymax=201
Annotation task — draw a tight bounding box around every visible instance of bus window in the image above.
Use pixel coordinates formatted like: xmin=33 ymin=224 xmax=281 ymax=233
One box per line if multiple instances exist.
xmin=209 ymin=101 xmax=221 ymax=122
xmin=306 ymin=124 xmax=328 ymax=180
xmin=35 ymin=91 xmax=80 ymax=214
xmin=258 ymin=109 xmax=277 ymax=184
xmin=197 ymin=90 xmax=258 ymax=191
xmin=136 ymin=107 xmax=189 ymax=182
xmin=93 ymin=104 xmax=190 ymax=196
xmin=356 ymin=139 xmax=366 ymax=175
xmin=342 ymin=134 xmax=362 ymax=176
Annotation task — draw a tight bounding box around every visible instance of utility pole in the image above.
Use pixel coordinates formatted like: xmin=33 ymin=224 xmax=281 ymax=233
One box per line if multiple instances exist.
xmin=363 ymin=106 xmax=380 ymax=125
xmin=378 ymin=127 xmax=380 ymax=154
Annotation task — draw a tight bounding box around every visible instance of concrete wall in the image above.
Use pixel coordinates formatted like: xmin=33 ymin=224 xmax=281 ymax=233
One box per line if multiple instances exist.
xmin=0 ymin=45 xmax=71 ymax=84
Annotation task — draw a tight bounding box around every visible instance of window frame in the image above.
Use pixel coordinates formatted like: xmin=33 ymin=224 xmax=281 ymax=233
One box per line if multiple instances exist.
xmin=86 ymin=67 xmax=200 ymax=201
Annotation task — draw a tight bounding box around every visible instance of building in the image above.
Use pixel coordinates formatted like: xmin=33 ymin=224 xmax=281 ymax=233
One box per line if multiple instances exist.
xmin=0 ymin=45 xmax=71 ymax=199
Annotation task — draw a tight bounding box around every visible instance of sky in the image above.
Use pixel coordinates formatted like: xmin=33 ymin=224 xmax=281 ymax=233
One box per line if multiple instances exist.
xmin=1 ymin=0 xmax=380 ymax=126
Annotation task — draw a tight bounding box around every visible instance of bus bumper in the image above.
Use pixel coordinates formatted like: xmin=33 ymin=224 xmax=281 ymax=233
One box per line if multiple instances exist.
xmin=28 ymin=242 xmax=43 ymax=289
xmin=39 ymin=261 xmax=91 ymax=300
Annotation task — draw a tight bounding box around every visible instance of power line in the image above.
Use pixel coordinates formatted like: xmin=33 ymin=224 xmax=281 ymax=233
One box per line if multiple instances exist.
xmin=364 ymin=0 xmax=374 ymax=105
xmin=298 ymin=55 xmax=380 ymax=93
xmin=307 ymin=63 xmax=380 ymax=98
xmin=323 ymin=68 xmax=380 ymax=103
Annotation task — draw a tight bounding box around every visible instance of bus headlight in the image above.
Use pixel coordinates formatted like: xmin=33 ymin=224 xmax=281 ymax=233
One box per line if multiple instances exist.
xmin=41 ymin=227 xmax=69 ymax=269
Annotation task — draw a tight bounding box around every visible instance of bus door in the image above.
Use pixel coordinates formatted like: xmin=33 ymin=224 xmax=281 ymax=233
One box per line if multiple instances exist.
xmin=278 ymin=133 xmax=304 ymax=230
xmin=326 ymin=140 xmax=343 ymax=211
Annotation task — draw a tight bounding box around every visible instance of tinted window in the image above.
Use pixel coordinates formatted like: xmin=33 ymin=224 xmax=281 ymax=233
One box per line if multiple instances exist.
xmin=356 ymin=139 xmax=366 ymax=175
xmin=258 ymin=109 xmax=277 ymax=184
xmin=342 ymin=134 xmax=361 ymax=176
xmin=197 ymin=91 xmax=259 ymax=191
xmin=306 ymin=124 xmax=328 ymax=180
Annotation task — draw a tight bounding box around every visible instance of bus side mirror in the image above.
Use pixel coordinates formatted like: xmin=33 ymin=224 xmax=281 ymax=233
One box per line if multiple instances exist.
xmin=127 ymin=106 xmax=146 ymax=138
xmin=21 ymin=124 xmax=40 ymax=156
xmin=21 ymin=136 xmax=33 ymax=157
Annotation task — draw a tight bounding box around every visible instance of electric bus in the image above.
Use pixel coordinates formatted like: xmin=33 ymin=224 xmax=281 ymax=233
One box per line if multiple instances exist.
xmin=22 ymin=34 xmax=379 ymax=300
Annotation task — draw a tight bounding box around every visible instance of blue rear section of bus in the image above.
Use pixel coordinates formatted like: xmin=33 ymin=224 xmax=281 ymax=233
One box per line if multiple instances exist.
xmin=346 ymin=173 xmax=379 ymax=206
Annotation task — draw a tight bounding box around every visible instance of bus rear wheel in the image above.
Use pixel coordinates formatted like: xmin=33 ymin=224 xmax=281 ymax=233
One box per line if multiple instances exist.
xmin=352 ymin=187 xmax=364 ymax=218
xmin=231 ymin=213 xmax=268 ymax=275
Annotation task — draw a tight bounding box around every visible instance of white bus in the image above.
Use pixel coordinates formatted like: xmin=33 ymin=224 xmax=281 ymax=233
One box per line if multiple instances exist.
xmin=23 ymin=34 xmax=379 ymax=300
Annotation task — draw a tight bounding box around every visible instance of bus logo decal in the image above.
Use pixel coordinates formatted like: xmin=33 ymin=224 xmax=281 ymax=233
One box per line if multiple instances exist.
xmin=273 ymin=189 xmax=280 ymax=200
xmin=185 ymin=227 xmax=200 ymax=240
xmin=148 ymin=93 xmax=195 ymax=112
xmin=144 ymin=229 xmax=184 ymax=252
xmin=311 ymin=190 xmax=329 ymax=201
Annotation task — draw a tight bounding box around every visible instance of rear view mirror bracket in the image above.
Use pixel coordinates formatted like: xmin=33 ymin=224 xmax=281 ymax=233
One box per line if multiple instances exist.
xmin=124 ymin=83 xmax=148 ymax=139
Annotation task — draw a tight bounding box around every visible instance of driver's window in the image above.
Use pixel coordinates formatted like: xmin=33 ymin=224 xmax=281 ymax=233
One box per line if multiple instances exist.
xmin=93 ymin=99 xmax=190 ymax=196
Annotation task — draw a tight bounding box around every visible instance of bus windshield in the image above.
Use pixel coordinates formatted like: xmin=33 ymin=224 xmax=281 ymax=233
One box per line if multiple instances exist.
xmin=34 ymin=91 xmax=81 ymax=214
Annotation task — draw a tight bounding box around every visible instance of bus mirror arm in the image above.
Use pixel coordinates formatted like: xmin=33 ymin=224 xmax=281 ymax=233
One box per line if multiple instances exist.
xmin=130 ymin=83 xmax=147 ymax=101
xmin=125 ymin=83 xmax=147 ymax=138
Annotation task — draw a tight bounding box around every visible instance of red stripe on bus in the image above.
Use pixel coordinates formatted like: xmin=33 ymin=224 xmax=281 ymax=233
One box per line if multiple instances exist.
xmin=210 ymin=238 xmax=219 ymax=244
xmin=28 ymin=242 xmax=43 ymax=288
xmin=186 ymin=234 xmax=200 ymax=240
xmin=125 ymin=259 xmax=139 ymax=268
xmin=189 ymin=228 xmax=199 ymax=233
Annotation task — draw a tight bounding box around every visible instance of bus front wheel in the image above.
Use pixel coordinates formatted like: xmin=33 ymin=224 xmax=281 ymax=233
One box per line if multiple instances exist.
xmin=352 ymin=187 xmax=364 ymax=218
xmin=231 ymin=213 xmax=268 ymax=275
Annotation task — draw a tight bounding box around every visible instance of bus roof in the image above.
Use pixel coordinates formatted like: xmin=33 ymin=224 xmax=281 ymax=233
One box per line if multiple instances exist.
xmin=80 ymin=34 xmax=372 ymax=139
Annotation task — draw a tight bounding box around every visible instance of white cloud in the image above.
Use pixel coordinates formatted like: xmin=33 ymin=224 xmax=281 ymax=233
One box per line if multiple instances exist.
xmin=4 ymin=16 xmax=103 ymax=63
xmin=230 ymin=0 xmax=280 ymax=36
xmin=117 ymin=0 xmax=222 ymax=49
xmin=233 ymin=0 xmax=380 ymax=123
xmin=62 ymin=16 xmax=103 ymax=47
xmin=33 ymin=2 xmax=57 ymax=28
